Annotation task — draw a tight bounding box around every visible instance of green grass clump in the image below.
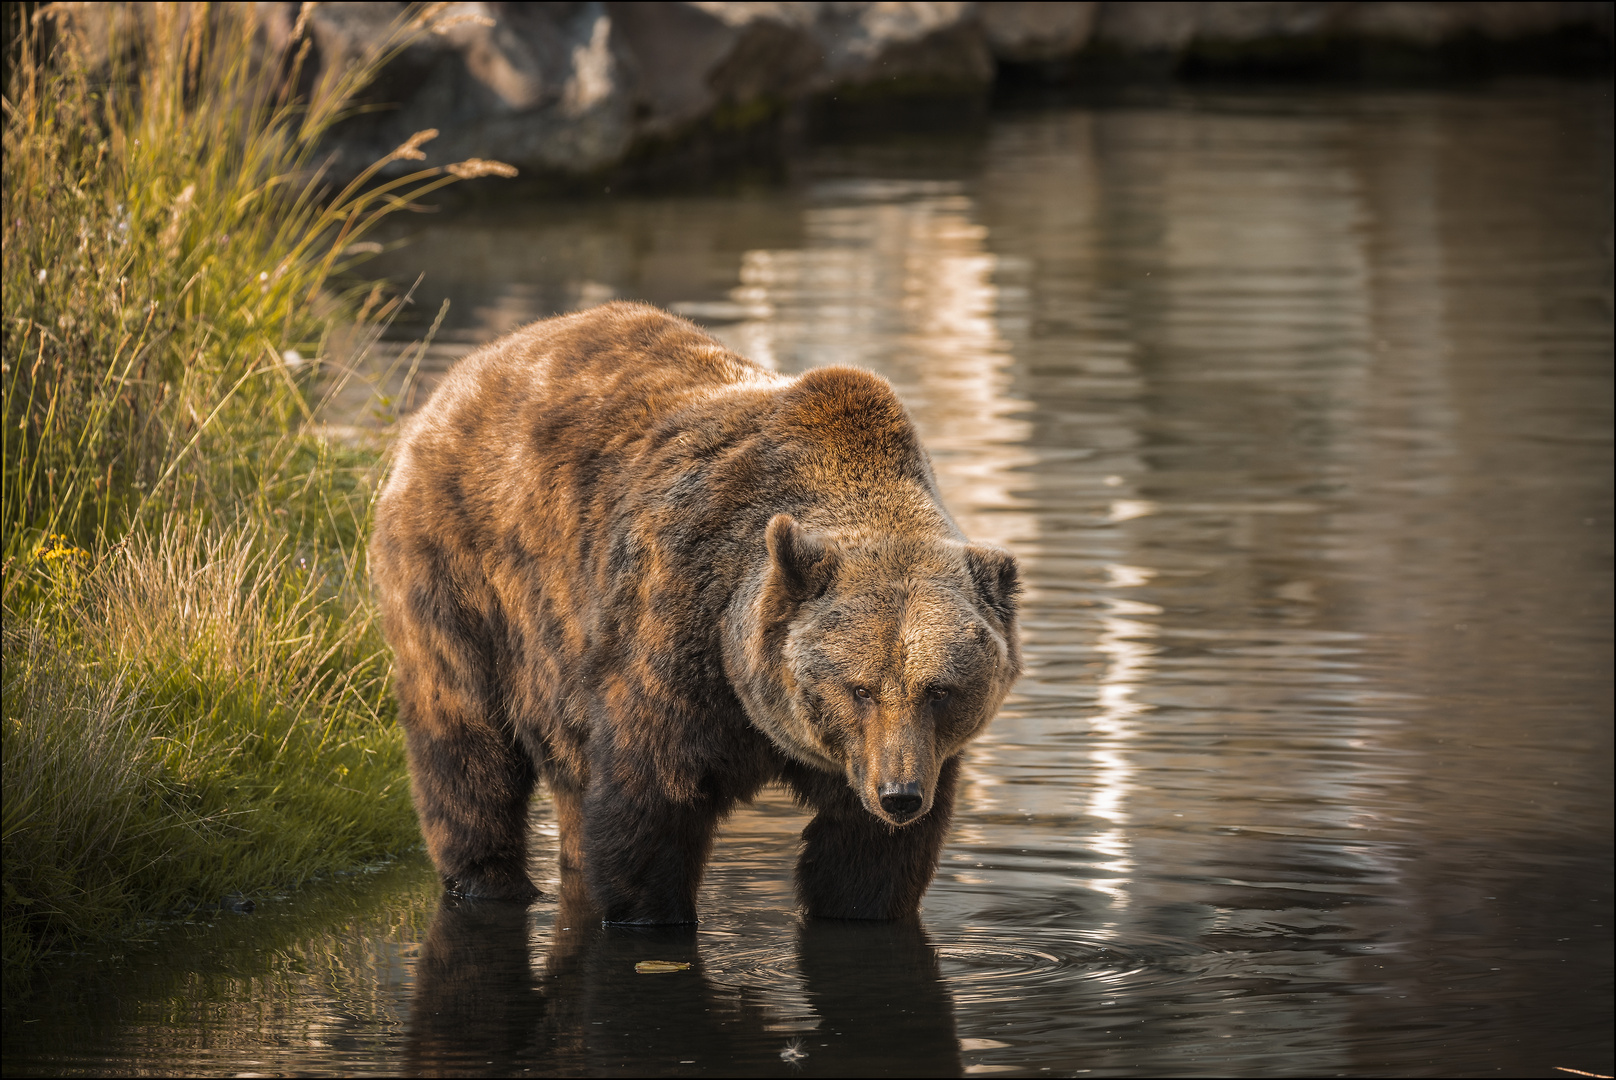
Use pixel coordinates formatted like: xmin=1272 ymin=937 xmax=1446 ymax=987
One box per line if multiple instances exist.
xmin=2 ymin=3 xmax=513 ymax=977
xmin=3 ymin=527 xmax=412 ymax=971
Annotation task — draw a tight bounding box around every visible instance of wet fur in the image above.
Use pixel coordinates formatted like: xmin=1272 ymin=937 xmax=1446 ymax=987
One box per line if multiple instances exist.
xmin=370 ymin=302 xmax=1020 ymax=922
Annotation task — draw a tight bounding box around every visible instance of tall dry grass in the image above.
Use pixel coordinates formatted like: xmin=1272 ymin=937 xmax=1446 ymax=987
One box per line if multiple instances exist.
xmin=2 ymin=2 xmax=512 ymax=977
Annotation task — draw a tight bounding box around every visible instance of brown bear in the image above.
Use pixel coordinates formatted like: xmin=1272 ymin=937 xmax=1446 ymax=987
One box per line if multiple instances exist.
xmin=369 ymin=301 xmax=1021 ymax=923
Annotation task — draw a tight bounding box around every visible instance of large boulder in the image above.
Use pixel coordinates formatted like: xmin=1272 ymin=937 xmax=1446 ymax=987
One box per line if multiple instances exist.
xmin=979 ymin=2 xmax=1100 ymax=62
xmin=609 ymin=2 xmax=994 ymax=139
xmin=257 ymin=2 xmax=637 ymax=178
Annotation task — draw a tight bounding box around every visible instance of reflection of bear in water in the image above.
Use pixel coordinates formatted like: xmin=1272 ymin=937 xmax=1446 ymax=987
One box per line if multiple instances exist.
xmin=408 ymin=884 xmax=961 ymax=1076
xmin=371 ymin=302 xmax=1020 ymax=923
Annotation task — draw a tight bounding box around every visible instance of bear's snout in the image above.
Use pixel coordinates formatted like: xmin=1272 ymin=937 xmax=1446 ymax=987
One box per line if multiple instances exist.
xmin=878 ymin=781 xmax=924 ymax=821
xmin=853 ymin=705 xmax=941 ymax=826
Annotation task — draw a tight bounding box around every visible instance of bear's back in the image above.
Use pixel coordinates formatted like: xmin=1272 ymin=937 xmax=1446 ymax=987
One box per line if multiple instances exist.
xmin=394 ymin=302 xmax=776 ymax=471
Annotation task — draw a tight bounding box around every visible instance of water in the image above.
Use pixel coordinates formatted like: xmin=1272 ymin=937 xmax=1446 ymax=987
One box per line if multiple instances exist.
xmin=6 ymin=81 xmax=1611 ymax=1078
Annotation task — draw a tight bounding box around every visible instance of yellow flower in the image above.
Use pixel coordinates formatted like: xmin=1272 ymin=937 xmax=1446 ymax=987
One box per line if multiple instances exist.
xmin=35 ymin=534 xmax=90 ymax=563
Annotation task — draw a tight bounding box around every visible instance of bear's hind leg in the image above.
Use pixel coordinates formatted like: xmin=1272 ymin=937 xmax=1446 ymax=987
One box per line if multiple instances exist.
xmin=548 ymin=775 xmax=588 ymax=872
xmin=790 ymin=756 xmax=961 ymax=920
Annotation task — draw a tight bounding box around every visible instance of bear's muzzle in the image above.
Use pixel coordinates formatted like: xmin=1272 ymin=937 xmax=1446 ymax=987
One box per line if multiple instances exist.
xmin=878 ymin=780 xmax=925 ymax=821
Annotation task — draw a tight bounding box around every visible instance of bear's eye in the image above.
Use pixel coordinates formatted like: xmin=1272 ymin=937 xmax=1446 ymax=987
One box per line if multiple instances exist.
xmin=853 ymin=686 xmax=871 ymax=700
xmin=928 ymin=687 xmax=950 ymax=702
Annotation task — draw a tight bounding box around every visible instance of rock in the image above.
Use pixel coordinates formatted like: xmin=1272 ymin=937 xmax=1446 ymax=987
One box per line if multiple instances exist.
xmin=612 ymin=2 xmax=994 ymax=141
xmin=980 ymin=2 xmax=1100 ymax=62
xmin=296 ymin=2 xmax=636 ymax=179
xmin=807 ymin=2 xmax=995 ymax=91
xmin=1092 ymin=1 xmax=1205 ymax=53
xmin=608 ymin=2 xmax=823 ymax=138
xmin=1345 ymin=1 xmax=1610 ymax=46
xmin=1093 ymin=1 xmax=1613 ymax=53
xmin=1092 ymin=2 xmax=1358 ymax=54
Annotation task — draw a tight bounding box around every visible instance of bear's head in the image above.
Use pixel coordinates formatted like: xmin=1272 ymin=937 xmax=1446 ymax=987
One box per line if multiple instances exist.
xmin=729 ymin=513 xmax=1021 ymax=827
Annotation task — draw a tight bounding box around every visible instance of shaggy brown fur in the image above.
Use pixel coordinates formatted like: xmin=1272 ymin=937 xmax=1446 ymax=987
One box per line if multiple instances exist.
xmin=370 ymin=302 xmax=1021 ymax=922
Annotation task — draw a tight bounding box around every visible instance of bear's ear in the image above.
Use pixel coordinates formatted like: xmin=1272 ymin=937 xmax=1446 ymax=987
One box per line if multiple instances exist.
xmin=766 ymin=513 xmax=838 ymax=602
xmin=965 ymin=543 xmax=1020 ymax=624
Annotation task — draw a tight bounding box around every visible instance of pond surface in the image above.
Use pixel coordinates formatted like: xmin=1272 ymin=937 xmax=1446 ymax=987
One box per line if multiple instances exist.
xmin=6 ymin=81 xmax=1612 ymax=1078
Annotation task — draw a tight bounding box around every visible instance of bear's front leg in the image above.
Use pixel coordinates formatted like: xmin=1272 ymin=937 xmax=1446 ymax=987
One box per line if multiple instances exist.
xmin=404 ymin=722 xmax=540 ymax=903
xmin=581 ymin=770 xmax=722 ymax=925
xmin=791 ymin=756 xmax=961 ymax=920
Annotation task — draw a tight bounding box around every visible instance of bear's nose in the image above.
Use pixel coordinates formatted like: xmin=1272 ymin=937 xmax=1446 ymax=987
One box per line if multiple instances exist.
xmin=878 ymin=782 xmax=923 ymax=818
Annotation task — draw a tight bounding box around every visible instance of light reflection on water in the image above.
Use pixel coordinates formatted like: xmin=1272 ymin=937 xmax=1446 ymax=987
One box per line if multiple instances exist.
xmin=5 ymin=82 xmax=1611 ymax=1077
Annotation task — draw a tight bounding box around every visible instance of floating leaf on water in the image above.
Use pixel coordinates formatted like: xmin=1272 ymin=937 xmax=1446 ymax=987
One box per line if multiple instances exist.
xmin=634 ymin=960 xmax=691 ymax=974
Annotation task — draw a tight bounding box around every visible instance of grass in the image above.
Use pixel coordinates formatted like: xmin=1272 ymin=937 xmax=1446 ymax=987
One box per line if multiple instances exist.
xmin=1 ymin=2 xmax=512 ymax=978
